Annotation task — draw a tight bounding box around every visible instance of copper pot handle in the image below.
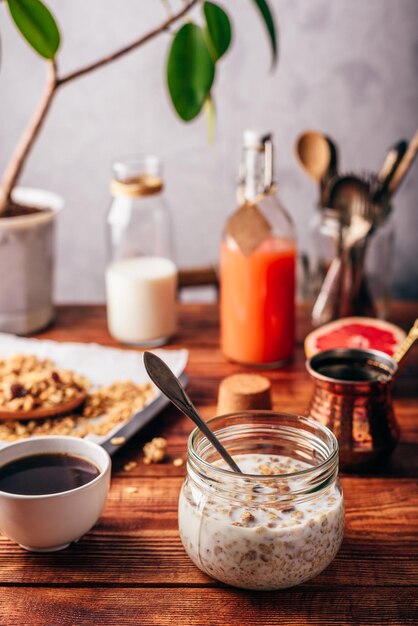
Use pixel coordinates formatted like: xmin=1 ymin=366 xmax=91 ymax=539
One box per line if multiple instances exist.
xmin=393 ymin=319 xmax=418 ymax=365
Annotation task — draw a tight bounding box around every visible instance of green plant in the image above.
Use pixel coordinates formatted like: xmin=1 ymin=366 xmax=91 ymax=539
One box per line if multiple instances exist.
xmin=0 ymin=0 xmax=277 ymax=214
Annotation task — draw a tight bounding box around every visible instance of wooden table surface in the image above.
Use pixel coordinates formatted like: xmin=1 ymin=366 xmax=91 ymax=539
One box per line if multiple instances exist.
xmin=1 ymin=303 xmax=418 ymax=625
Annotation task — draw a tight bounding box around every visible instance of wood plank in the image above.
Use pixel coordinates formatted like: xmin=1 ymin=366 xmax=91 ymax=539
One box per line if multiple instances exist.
xmin=0 ymin=477 xmax=416 ymax=587
xmin=2 ymin=587 xmax=417 ymax=625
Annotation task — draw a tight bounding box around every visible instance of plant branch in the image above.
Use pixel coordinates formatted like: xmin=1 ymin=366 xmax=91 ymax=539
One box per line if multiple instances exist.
xmin=57 ymin=0 xmax=198 ymax=86
xmin=0 ymin=61 xmax=58 ymax=215
xmin=0 ymin=0 xmax=198 ymax=215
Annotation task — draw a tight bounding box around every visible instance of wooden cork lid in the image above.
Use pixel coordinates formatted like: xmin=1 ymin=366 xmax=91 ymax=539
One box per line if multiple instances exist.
xmin=217 ymin=374 xmax=272 ymax=415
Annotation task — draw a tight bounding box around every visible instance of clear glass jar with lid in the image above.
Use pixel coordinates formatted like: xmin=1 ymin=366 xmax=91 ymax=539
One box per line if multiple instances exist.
xmin=220 ymin=131 xmax=297 ymax=366
xmin=107 ymin=156 xmax=173 ymax=261
xmin=179 ymin=412 xmax=344 ymax=590
xmin=105 ymin=156 xmax=177 ymax=346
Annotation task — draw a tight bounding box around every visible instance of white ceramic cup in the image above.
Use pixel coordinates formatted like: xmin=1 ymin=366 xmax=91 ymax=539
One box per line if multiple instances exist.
xmin=0 ymin=436 xmax=111 ymax=552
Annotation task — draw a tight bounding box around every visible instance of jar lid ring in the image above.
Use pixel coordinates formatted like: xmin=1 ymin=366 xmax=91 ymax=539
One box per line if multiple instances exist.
xmin=110 ymin=176 xmax=164 ymax=198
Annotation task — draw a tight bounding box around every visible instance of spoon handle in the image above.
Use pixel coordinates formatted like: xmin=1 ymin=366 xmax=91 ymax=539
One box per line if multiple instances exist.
xmin=388 ymin=130 xmax=418 ymax=196
xmin=377 ymin=140 xmax=407 ymax=187
xmin=311 ymin=257 xmax=342 ymax=326
xmin=393 ymin=319 xmax=418 ymax=365
xmin=143 ymin=352 xmax=242 ymax=473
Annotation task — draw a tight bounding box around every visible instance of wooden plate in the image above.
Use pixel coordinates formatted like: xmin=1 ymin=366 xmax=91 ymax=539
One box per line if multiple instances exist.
xmin=0 ymin=393 xmax=87 ymax=421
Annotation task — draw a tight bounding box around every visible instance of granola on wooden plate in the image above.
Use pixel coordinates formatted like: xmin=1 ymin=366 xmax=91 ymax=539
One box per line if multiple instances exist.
xmin=0 ymin=354 xmax=89 ymax=412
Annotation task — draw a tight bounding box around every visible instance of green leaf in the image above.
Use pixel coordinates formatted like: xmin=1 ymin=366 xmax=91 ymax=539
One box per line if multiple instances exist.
xmin=203 ymin=1 xmax=232 ymax=61
xmin=7 ymin=0 xmax=60 ymax=59
xmin=167 ymin=23 xmax=215 ymax=121
xmin=250 ymin=0 xmax=277 ymax=66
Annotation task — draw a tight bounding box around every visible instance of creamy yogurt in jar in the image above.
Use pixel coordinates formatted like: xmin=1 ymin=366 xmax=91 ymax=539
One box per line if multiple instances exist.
xmin=178 ymin=413 xmax=344 ymax=590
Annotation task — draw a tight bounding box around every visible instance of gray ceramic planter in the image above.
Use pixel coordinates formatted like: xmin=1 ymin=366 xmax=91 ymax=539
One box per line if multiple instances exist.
xmin=0 ymin=188 xmax=63 ymax=335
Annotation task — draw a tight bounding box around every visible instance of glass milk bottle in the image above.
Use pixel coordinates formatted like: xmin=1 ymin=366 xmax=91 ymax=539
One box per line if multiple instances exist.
xmin=220 ymin=131 xmax=296 ymax=366
xmin=105 ymin=156 xmax=177 ymax=346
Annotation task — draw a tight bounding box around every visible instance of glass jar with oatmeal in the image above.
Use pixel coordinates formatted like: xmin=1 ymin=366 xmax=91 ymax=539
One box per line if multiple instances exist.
xmin=178 ymin=412 xmax=344 ymax=590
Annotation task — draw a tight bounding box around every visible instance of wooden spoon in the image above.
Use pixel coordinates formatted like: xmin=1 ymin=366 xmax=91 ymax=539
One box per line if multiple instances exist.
xmin=0 ymin=393 xmax=87 ymax=421
xmin=378 ymin=140 xmax=407 ymax=186
xmin=373 ymin=140 xmax=407 ymax=205
xmin=387 ymin=129 xmax=418 ymax=196
xmin=296 ymin=131 xmax=332 ymax=182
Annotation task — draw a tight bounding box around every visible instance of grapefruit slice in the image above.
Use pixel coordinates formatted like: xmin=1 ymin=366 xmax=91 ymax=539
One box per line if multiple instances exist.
xmin=305 ymin=317 xmax=406 ymax=358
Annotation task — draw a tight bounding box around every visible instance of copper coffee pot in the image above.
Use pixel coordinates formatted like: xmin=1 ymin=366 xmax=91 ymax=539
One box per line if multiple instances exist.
xmin=306 ymin=320 xmax=418 ymax=471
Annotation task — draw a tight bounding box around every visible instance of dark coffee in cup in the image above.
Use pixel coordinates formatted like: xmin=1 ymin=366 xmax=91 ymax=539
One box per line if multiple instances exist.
xmin=0 ymin=453 xmax=100 ymax=496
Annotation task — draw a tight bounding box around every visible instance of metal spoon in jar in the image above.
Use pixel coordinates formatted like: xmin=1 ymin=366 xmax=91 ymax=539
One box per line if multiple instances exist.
xmin=311 ymin=177 xmax=374 ymax=325
xmin=143 ymin=352 xmax=242 ymax=473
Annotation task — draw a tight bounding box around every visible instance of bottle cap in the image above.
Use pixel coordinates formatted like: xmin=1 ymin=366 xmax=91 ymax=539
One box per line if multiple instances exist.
xmin=110 ymin=176 xmax=163 ymax=198
xmin=243 ymin=130 xmax=272 ymax=150
xmin=111 ymin=156 xmax=163 ymax=197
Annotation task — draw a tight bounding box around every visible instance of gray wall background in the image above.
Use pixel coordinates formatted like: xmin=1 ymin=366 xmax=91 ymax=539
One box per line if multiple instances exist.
xmin=1 ymin=0 xmax=417 ymax=302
